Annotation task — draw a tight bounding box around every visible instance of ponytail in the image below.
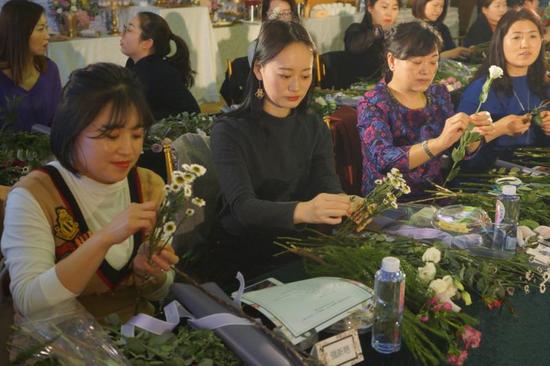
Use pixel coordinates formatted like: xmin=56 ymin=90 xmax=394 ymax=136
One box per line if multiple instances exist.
xmin=167 ymin=32 xmax=195 ymax=88
xmin=138 ymin=12 xmax=196 ymax=88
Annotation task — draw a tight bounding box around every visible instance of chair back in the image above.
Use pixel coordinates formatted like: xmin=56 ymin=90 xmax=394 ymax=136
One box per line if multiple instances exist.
xmin=220 ymin=56 xmax=250 ymax=106
xmin=319 ymin=51 xmax=355 ymax=90
xmin=327 ymin=106 xmax=363 ymax=195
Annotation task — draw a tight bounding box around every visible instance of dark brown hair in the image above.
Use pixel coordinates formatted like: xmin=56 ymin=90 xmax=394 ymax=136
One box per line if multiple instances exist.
xmin=137 ymin=12 xmax=195 ymax=88
xmin=227 ymin=20 xmax=316 ymax=117
xmin=51 ymin=63 xmax=154 ymax=174
xmin=0 ymin=0 xmax=47 ymax=85
xmin=384 ymin=21 xmax=443 ymax=81
xmin=474 ymin=9 xmax=547 ymax=98
xmin=412 ymin=0 xmax=449 ymax=23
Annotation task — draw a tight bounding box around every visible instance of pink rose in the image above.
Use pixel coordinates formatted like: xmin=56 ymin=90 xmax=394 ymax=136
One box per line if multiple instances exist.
xmin=420 ymin=315 xmax=429 ymax=323
xmin=461 ymin=325 xmax=481 ymax=349
xmin=447 ymin=350 xmax=468 ymax=366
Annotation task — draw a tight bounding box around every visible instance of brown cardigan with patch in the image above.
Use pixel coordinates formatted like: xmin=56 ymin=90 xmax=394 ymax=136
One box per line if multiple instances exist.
xmin=12 ymin=166 xmax=166 ymax=321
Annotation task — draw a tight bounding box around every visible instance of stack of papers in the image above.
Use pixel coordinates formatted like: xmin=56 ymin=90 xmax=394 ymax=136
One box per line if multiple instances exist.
xmin=237 ymin=277 xmax=374 ymax=345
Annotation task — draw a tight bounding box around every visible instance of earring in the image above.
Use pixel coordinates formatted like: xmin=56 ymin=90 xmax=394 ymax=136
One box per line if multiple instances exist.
xmin=255 ymin=80 xmax=264 ymax=100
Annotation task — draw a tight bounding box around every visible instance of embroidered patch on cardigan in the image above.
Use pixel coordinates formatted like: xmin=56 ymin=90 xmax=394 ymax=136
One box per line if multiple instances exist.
xmin=53 ymin=207 xmax=80 ymax=241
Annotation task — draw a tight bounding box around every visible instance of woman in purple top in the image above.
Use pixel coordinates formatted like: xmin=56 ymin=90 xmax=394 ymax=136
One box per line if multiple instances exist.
xmin=357 ymin=22 xmax=494 ymax=196
xmin=0 ymin=0 xmax=61 ymax=132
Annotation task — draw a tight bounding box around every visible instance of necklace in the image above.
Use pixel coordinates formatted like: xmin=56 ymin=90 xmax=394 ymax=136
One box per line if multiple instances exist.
xmin=512 ymin=89 xmax=530 ymax=112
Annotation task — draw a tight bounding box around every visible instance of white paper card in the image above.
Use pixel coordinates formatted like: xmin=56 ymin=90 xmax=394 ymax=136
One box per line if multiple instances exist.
xmin=312 ymin=329 xmax=364 ymax=366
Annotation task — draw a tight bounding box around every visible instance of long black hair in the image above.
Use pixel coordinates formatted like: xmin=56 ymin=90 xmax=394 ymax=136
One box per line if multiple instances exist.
xmin=384 ymin=21 xmax=443 ymax=82
xmin=138 ymin=12 xmax=195 ymax=88
xmin=473 ymin=8 xmax=547 ymax=98
xmin=227 ymin=20 xmax=316 ymax=118
xmin=51 ymin=63 xmax=154 ymax=174
xmin=0 ymin=0 xmax=47 ymax=85
xmin=361 ymin=0 xmax=401 ymax=29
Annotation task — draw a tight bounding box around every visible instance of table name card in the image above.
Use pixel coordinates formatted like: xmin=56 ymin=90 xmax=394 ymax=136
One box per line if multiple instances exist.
xmin=311 ymin=329 xmax=364 ymax=366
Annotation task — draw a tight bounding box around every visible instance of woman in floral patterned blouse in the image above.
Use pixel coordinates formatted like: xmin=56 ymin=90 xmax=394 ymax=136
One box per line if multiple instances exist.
xmin=357 ymin=22 xmax=494 ymax=196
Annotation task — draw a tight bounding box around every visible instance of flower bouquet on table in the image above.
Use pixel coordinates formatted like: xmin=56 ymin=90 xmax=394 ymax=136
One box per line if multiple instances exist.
xmin=444 ymin=65 xmax=504 ymax=186
xmin=275 ymin=166 xmax=550 ymax=365
xmin=434 ymin=59 xmax=479 ymax=93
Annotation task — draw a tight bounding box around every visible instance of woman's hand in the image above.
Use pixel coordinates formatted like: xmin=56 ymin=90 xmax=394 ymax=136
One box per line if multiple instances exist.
xmin=470 ymin=111 xmax=495 ymax=137
xmin=539 ymin=111 xmax=550 ymax=135
xmin=294 ymin=193 xmax=351 ymax=225
xmin=133 ymin=243 xmax=179 ymax=284
xmin=434 ymin=112 xmax=470 ymax=150
xmin=496 ymin=114 xmax=531 ymax=137
xmin=98 ymin=201 xmax=157 ymax=246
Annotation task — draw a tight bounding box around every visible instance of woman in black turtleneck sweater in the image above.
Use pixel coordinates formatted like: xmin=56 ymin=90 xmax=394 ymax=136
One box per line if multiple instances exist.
xmin=120 ymin=12 xmax=199 ymax=121
xmin=211 ymin=21 xmax=351 ymax=278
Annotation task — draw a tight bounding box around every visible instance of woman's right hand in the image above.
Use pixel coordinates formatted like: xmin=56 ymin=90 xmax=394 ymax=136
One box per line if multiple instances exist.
xmin=99 ymin=201 xmax=157 ymax=246
xmin=496 ymin=114 xmax=531 ymax=137
xmin=435 ymin=112 xmax=470 ymax=150
xmin=294 ymin=193 xmax=351 ymax=225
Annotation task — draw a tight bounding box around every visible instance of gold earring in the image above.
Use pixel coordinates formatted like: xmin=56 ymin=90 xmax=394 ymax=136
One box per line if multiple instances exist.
xmin=255 ymin=80 xmax=264 ymax=99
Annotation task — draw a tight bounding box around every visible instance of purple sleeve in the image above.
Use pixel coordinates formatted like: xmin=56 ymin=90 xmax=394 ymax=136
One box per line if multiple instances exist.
xmin=357 ymin=93 xmax=413 ymax=174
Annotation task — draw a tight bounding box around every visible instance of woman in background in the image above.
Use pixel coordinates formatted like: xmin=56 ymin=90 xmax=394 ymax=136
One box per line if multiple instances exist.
xmin=344 ymin=0 xmax=400 ymax=84
xmin=464 ymin=0 xmax=508 ymax=47
xmin=411 ymin=0 xmax=472 ymax=59
xmin=120 ymin=11 xmax=199 ymax=121
xmin=0 ymin=0 xmax=61 ymax=132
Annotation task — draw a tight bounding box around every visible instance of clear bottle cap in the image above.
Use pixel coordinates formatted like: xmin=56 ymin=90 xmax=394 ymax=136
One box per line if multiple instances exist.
xmin=381 ymin=257 xmax=400 ymax=272
xmin=502 ymin=185 xmax=517 ymax=196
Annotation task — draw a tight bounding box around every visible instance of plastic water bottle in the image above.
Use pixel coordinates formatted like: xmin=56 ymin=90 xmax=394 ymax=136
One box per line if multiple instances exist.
xmin=495 ymin=185 xmax=520 ymax=251
xmin=371 ymin=257 xmax=405 ymax=354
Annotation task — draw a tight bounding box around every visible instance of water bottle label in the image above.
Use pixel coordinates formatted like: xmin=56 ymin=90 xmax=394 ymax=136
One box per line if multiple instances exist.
xmin=398 ymin=281 xmax=405 ymax=313
xmin=495 ymin=200 xmax=504 ymax=224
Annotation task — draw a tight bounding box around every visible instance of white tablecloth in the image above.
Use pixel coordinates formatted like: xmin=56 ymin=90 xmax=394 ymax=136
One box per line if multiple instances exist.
xmin=48 ymin=6 xmax=221 ymax=102
xmin=214 ymin=7 xmax=459 ymax=73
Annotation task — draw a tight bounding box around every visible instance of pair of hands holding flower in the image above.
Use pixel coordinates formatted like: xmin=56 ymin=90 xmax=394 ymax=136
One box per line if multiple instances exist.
xmin=437 ymin=111 xmax=494 ymax=149
xmin=98 ymin=201 xmax=179 ymax=285
xmin=499 ymin=111 xmax=550 ymax=136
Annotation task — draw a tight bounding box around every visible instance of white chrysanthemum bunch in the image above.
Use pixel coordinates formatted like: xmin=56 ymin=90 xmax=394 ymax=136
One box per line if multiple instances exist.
xmin=147 ymin=163 xmax=207 ymax=259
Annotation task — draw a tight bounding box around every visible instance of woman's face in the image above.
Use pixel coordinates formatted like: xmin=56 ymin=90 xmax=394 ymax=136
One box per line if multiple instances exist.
xmin=267 ymin=0 xmax=292 ymax=21
xmin=254 ymin=41 xmax=313 ymax=117
xmin=368 ymin=0 xmax=399 ymax=29
xmin=503 ymin=19 xmax=542 ymax=73
xmin=74 ymin=104 xmax=144 ymax=184
xmin=424 ymin=0 xmax=445 ymax=22
xmin=482 ymin=0 xmax=508 ymax=28
xmin=388 ymin=49 xmax=439 ymax=92
xmin=28 ymin=14 xmax=49 ymax=57
xmin=120 ymin=16 xmax=151 ymax=58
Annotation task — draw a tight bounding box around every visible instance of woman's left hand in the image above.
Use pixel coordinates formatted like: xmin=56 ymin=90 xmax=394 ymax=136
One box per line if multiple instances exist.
xmin=539 ymin=111 xmax=550 ymax=135
xmin=133 ymin=243 xmax=179 ymax=284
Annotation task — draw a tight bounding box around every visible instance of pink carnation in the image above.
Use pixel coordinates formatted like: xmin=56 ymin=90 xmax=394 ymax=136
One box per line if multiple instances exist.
xmin=420 ymin=315 xmax=429 ymax=323
xmin=461 ymin=325 xmax=482 ymax=349
xmin=447 ymin=350 xmax=468 ymax=366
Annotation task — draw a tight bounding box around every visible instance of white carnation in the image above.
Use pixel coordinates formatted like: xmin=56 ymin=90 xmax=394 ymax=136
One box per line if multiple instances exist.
xmin=418 ymin=262 xmax=436 ymax=283
xmin=422 ymin=247 xmax=441 ymax=264
xmin=489 ymin=65 xmax=503 ymax=80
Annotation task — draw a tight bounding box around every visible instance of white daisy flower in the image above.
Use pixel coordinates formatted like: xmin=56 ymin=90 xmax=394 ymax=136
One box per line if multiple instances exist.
xmin=540 ymin=283 xmax=546 ymax=294
xmin=170 ymin=182 xmax=183 ymax=192
xmin=163 ymin=221 xmax=177 ymax=235
xmin=185 ymin=208 xmax=195 ymax=217
xmin=184 ymin=184 xmax=192 ymax=198
xmin=192 ymin=197 xmax=206 ymax=207
xmin=189 ymin=164 xmax=206 ymax=177
xmin=182 ymin=172 xmax=196 ymax=183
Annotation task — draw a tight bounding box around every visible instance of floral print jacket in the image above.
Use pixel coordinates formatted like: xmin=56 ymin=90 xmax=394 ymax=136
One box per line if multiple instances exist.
xmin=357 ymin=82 xmax=454 ymax=196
